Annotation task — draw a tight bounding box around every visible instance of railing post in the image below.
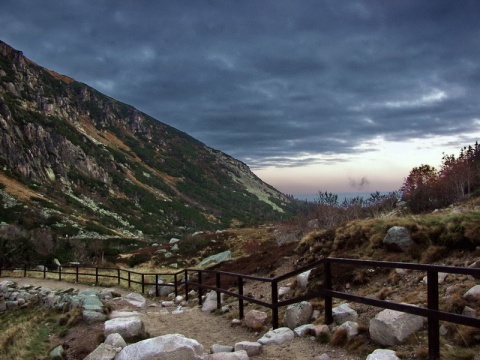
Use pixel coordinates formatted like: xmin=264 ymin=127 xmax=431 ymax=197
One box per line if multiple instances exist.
xmin=59 ymin=266 xmax=62 ymax=281
xmin=427 ymin=270 xmax=440 ymax=360
xmin=238 ymin=276 xmax=244 ymax=319
xmin=324 ymin=260 xmax=333 ymax=324
xmin=174 ymin=273 xmax=178 ymax=297
xmin=95 ymin=267 xmax=99 ymax=284
xmin=271 ymin=279 xmax=279 ymax=329
xmin=117 ymin=269 xmax=120 ymax=285
xmin=216 ymin=273 xmax=221 ymax=310
xmin=141 ymin=274 xmax=145 ymax=294
xmin=155 ymin=274 xmax=159 ymax=297
xmin=24 ymin=264 xmax=27 ymax=277
xmin=128 ymin=271 xmax=131 ymax=288
xmin=198 ymin=271 xmax=203 ymax=305
xmin=76 ymin=266 xmax=79 ymax=283
xmin=185 ymin=270 xmax=189 ymax=300
xmin=43 ymin=265 xmax=46 ymax=279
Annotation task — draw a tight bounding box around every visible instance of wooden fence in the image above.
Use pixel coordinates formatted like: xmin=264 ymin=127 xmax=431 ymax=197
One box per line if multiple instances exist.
xmin=2 ymin=258 xmax=480 ymax=359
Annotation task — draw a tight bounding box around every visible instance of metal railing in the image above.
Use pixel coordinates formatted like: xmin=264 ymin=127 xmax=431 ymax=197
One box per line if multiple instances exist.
xmin=2 ymin=258 xmax=480 ymax=359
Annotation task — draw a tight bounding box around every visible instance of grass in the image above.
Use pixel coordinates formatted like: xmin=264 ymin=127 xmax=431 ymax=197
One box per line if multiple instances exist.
xmin=0 ymin=307 xmax=64 ymax=359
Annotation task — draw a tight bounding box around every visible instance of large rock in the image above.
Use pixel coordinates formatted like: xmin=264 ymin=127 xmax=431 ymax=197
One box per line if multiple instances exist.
xmin=282 ymin=301 xmax=313 ymax=329
xmin=204 ymin=350 xmax=249 ymax=360
xmin=332 ymin=303 xmax=358 ymax=324
xmin=198 ymin=250 xmax=232 ymax=269
xmin=124 ymin=293 xmax=147 ymax=309
xmin=234 ymin=341 xmax=262 ymax=356
xmin=383 ymin=226 xmax=414 ymax=252
xmin=83 ymin=310 xmax=107 ymax=324
xmin=296 ymin=270 xmax=311 ymax=289
xmin=337 ymin=321 xmax=359 ymax=340
xmin=49 ymin=345 xmax=66 ymax=360
xmin=83 ymin=343 xmax=119 ymax=360
xmin=369 ymin=309 xmax=424 ymax=345
xmin=244 ymin=309 xmax=268 ymax=330
xmin=116 ymin=334 xmax=203 ymax=360
xmin=366 ymin=349 xmax=400 ymax=360
xmin=104 ymin=333 xmax=127 ymax=348
xmin=257 ymin=327 xmax=295 ymax=345
xmin=202 ymin=290 xmax=223 ymax=312
xmin=104 ymin=316 xmax=145 ymax=340
xmin=463 ymin=285 xmax=480 ymax=301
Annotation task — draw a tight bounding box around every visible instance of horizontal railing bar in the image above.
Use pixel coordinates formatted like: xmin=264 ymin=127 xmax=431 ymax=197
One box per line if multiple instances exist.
xmin=185 ymin=268 xmax=274 ymax=283
xmin=325 ymin=257 xmax=480 ymax=276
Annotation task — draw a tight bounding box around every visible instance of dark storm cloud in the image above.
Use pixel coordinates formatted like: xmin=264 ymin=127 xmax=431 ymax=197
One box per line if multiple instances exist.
xmin=2 ymin=0 xmax=480 ymax=168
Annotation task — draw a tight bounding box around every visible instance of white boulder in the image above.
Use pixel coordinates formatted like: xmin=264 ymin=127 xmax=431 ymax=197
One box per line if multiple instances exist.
xmin=369 ymin=309 xmax=424 ymax=345
xmin=257 ymin=327 xmax=295 ymax=345
xmin=116 ymin=334 xmax=203 ymax=360
xmin=104 ymin=316 xmax=145 ymax=340
xmin=234 ymin=341 xmax=262 ymax=356
xmin=283 ymin=301 xmax=313 ymax=329
xmin=332 ymin=303 xmax=358 ymax=324
xmin=366 ymin=349 xmax=400 ymax=360
xmin=124 ymin=293 xmax=147 ymax=309
xmin=244 ymin=309 xmax=268 ymax=330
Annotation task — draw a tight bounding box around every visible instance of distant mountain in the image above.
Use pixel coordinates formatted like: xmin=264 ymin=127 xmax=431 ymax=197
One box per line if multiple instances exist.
xmin=0 ymin=40 xmax=297 ymax=249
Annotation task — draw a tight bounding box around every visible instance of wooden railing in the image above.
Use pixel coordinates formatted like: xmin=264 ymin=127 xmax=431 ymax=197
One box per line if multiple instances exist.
xmin=2 ymin=258 xmax=480 ymax=360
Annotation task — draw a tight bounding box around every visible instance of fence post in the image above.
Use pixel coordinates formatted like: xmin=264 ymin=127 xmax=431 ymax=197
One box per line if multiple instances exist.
xmin=184 ymin=270 xmax=189 ymax=300
xmin=238 ymin=276 xmax=244 ymax=319
xmin=216 ymin=273 xmax=221 ymax=310
xmin=128 ymin=271 xmax=131 ymax=288
xmin=117 ymin=269 xmax=120 ymax=285
xmin=95 ymin=267 xmax=99 ymax=284
xmin=141 ymin=274 xmax=145 ymax=294
xmin=76 ymin=266 xmax=79 ymax=283
xmin=43 ymin=265 xmax=46 ymax=279
xmin=59 ymin=266 xmax=62 ymax=281
xmin=427 ymin=270 xmax=440 ymax=360
xmin=198 ymin=271 xmax=203 ymax=305
xmin=174 ymin=273 xmax=178 ymax=297
xmin=24 ymin=264 xmax=27 ymax=277
xmin=324 ymin=260 xmax=333 ymax=324
xmin=271 ymin=279 xmax=279 ymax=329
xmin=155 ymin=274 xmax=159 ymax=297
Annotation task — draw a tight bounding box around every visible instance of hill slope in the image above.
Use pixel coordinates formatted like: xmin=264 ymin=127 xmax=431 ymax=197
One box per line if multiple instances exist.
xmin=0 ymin=40 xmax=298 ymax=259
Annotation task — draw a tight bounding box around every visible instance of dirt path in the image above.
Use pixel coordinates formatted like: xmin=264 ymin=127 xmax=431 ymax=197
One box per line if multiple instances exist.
xmin=3 ymin=277 xmax=362 ymax=359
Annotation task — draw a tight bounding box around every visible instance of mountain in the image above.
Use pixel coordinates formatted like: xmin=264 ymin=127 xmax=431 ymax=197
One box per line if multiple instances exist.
xmin=0 ymin=40 xmax=298 ymax=257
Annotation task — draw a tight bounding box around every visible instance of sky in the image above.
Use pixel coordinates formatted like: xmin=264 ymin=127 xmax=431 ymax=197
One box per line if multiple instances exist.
xmin=1 ymin=1 xmax=480 ymax=195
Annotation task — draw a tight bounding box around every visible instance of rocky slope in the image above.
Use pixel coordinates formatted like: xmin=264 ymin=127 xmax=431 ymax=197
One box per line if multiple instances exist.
xmin=0 ymin=40 xmax=299 ymax=264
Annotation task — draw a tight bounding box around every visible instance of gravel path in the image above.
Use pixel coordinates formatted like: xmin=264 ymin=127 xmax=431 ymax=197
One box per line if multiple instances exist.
xmin=3 ymin=277 xmax=362 ymax=359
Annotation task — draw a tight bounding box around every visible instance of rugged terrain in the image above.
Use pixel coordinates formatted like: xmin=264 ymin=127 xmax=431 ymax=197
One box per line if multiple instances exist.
xmin=0 ymin=39 xmax=301 ymax=266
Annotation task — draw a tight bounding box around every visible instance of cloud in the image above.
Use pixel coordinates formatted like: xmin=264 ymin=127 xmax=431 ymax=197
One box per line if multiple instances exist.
xmin=2 ymin=0 xmax=480 ymax=172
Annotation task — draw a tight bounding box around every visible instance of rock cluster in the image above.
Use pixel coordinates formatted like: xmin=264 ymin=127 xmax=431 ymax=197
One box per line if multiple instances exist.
xmin=3 ymin=280 xmax=480 ymax=359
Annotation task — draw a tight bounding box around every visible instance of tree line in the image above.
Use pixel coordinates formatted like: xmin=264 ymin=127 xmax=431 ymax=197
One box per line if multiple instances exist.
xmin=401 ymin=142 xmax=480 ymax=213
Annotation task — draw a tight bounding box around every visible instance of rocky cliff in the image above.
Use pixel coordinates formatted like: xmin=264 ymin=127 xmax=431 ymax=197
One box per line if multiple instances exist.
xmin=0 ymin=40 xmax=297 ymax=259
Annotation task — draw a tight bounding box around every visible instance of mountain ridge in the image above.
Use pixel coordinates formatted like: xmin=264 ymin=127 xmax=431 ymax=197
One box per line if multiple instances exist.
xmin=0 ymin=40 xmax=298 ymax=260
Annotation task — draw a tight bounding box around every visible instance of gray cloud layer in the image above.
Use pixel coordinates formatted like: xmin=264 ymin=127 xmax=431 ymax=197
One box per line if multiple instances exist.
xmin=2 ymin=0 xmax=480 ymax=168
